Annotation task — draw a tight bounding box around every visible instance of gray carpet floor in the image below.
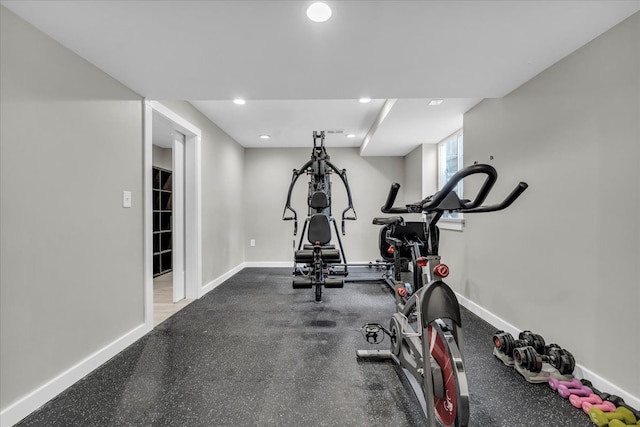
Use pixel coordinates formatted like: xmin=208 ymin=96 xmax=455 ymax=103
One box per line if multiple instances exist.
xmin=17 ymin=267 xmax=593 ymax=426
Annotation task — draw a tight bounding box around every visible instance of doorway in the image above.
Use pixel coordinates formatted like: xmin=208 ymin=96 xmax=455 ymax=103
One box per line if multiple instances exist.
xmin=145 ymin=101 xmax=202 ymax=327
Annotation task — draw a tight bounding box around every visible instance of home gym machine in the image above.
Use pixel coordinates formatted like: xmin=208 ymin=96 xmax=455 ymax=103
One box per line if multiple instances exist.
xmin=357 ymin=163 xmax=528 ymax=427
xmin=282 ymin=131 xmax=358 ymax=302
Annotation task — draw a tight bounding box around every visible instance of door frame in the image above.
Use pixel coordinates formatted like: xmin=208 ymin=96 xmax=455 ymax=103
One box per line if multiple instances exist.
xmin=144 ymin=100 xmax=202 ymax=327
xmin=172 ymin=130 xmax=186 ymax=303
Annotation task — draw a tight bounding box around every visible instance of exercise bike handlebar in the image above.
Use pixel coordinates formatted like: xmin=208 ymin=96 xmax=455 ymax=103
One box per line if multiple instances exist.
xmin=422 ymin=163 xmax=498 ymax=211
xmin=381 ymin=183 xmax=403 ymax=213
xmin=459 ymin=181 xmax=528 ymax=213
xmin=381 ymin=163 xmax=527 ymax=214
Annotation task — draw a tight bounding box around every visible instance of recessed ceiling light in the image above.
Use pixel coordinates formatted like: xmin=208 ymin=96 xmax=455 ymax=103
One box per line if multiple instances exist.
xmin=307 ymin=2 xmax=332 ymax=22
xmin=346 ymin=134 xmax=356 ymax=138
xmin=428 ymin=99 xmax=444 ymax=106
xmin=358 ymin=97 xmax=372 ymax=104
xmin=233 ymin=98 xmax=246 ymax=105
xmin=259 ymin=134 xmax=271 ymax=139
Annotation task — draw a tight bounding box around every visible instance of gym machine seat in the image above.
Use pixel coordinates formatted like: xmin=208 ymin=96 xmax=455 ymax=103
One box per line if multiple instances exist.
xmin=293 ymin=190 xmax=343 ymax=294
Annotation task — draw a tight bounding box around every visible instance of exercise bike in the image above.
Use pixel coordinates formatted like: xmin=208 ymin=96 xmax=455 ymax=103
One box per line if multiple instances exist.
xmin=357 ymin=163 xmax=528 ymax=427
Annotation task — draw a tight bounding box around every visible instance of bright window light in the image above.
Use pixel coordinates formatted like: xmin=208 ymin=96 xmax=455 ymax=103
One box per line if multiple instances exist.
xmin=358 ymin=97 xmax=372 ymax=104
xmin=307 ymin=2 xmax=332 ymax=22
xmin=346 ymin=134 xmax=356 ymax=138
xmin=259 ymin=134 xmax=271 ymax=139
xmin=233 ymin=98 xmax=246 ymax=105
xmin=438 ymin=130 xmax=464 ymax=220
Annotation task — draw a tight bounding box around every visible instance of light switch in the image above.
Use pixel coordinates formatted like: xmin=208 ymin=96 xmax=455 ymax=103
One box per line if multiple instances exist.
xmin=123 ymin=191 xmax=132 ymax=208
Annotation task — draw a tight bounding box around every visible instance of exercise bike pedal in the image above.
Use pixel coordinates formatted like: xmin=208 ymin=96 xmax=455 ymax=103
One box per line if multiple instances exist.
xmin=360 ymin=323 xmax=391 ymax=344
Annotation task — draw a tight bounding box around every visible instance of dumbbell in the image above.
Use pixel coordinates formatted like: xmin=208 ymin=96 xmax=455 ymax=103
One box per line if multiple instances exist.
xmin=513 ymin=344 xmax=575 ymax=375
xmin=583 ymin=401 xmax=616 ymax=415
xmin=582 ymin=381 xmax=628 ymax=408
xmin=588 ymin=406 xmax=637 ymax=426
xmin=549 ymin=377 xmax=591 ymax=398
xmin=558 ymin=383 xmax=592 ymax=399
xmin=609 ymin=419 xmax=640 ymax=427
xmin=585 ymin=382 xmax=640 ymax=417
xmin=493 ymin=330 xmax=545 ymax=357
xmin=569 ymin=393 xmax=602 ymax=408
xmin=577 ymin=381 xmax=640 ymax=423
xmin=549 ymin=378 xmax=582 ymax=391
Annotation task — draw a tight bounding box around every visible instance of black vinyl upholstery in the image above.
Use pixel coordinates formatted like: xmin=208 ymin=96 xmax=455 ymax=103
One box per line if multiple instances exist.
xmin=378 ymin=221 xmax=431 ymax=260
xmin=309 ymin=191 xmax=329 ymax=211
xmin=308 ymin=214 xmax=332 ymax=245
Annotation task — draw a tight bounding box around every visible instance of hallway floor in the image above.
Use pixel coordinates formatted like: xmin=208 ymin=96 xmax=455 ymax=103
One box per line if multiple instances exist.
xmin=18 ymin=268 xmax=593 ymax=426
xmin=153 ymin=272 xmax=193 ymax=327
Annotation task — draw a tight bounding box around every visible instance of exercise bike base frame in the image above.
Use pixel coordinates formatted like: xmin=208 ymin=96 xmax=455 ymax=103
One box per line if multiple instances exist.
xmin=356 ymin=349 xmax=429 ymax=416
xmin=357 ymin=316 xmax=469 ymax=427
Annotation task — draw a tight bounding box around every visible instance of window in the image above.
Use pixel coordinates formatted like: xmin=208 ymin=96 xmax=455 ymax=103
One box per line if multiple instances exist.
xmin=438 ymin=130 xmax=464 ymax=221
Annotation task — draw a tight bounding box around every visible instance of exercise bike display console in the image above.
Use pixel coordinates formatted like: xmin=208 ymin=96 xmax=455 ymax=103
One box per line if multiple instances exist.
xmin=358 ymin=163 xmax=528 ymax=427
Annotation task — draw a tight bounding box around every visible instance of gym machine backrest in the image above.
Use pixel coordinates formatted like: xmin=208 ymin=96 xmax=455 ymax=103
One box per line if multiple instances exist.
xmin=305 ymin=190 xmax=332 ymax=247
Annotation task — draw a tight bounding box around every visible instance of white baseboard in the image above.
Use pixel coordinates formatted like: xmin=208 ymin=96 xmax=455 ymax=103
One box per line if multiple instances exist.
xmin=455 ymin=292 xmax=640 ymax=410
xmin=2 ymin=262 xmax=246 ymax=427
xmin=200 ymin=262 xmax=246 ymax=296
xmin=0 ymin=323 xmax=151 ymax=427
xmin=455 ymin=292 xmax=521 ymax=337
xmin=243 ymin=261 xmax=292 ymax=268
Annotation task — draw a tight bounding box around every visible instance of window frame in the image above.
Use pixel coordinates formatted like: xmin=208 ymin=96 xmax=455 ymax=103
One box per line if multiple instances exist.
xmin=436 ymin=130 xmax=465 ymax=231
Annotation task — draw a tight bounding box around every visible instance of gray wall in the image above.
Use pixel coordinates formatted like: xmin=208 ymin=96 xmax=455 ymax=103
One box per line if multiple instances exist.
xmin=152 ymin=145 xmax=172 ymax=171
xmin=403 ymin=145 xmax=423 ymax=202
xmin=1 ymin=7 xmax=144 ymax=410
xmin=441 ymin=12 xmax=639 ymax=396
xmin=243 ymin=147 xmax=404 ymax=263
xmin=422 ymin=143 xmax=438 ymax=197
xmin=157 ymin=101 xmax=245 ymax=286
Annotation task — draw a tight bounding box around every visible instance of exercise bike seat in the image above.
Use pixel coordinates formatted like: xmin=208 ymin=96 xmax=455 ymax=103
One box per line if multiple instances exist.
xmin=372 ymin=216 xmax=404 ymax=226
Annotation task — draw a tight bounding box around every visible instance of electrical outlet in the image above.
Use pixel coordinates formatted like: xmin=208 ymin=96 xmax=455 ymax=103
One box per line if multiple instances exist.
xmin=250 ymin=239 xmax=256 ymax=247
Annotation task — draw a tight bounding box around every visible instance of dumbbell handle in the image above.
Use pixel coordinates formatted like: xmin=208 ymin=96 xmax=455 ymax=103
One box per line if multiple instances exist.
xmin=549 ymin=377 xmax=582 ymax=391
xmin=558 ymin=384 xmax=592 ymax=398
xmin=570 ymin=393 xmax=602 ymax=408
xmin=583 ymin=400 xmax=616 ymax=415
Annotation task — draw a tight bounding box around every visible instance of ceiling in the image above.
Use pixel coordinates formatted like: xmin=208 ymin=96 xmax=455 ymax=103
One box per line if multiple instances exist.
xmin=3 ymin=1 xmax=639 ymax=155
